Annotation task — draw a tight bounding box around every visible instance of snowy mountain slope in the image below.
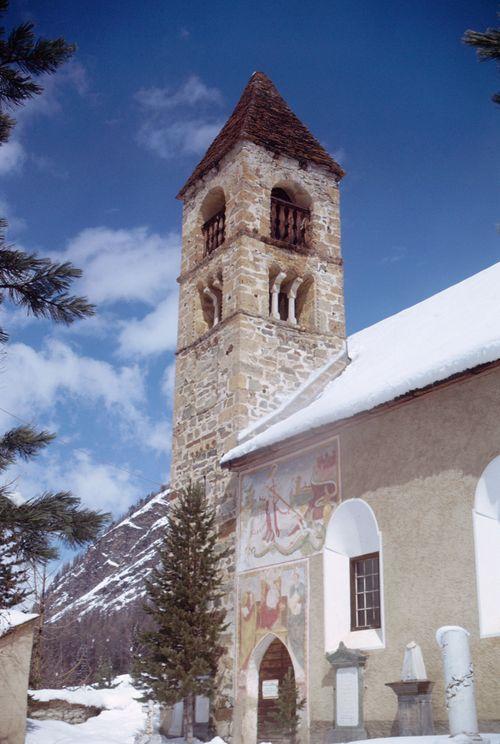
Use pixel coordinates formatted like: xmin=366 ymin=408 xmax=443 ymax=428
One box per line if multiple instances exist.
xmin=47 ymin=489 xmax=169 ymax=622
xmin=41 ymin=488 xmax=169 ymax=686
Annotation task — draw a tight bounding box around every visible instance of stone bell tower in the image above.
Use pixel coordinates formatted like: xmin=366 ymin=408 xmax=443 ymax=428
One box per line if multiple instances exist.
xmin=170 ymin=71 xmax=345 ymax=734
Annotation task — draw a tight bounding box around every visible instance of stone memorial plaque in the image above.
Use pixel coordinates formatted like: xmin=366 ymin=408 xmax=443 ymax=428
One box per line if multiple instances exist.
xmin=262 ymin=679 xmax=279 ymax=699
xmin=168 ymin=701 xmax=184 ymax=736
xmin=336 ymin=666 xmax=359 ymax=727
xmin=195 ymin=695 xmax=209 ymax=723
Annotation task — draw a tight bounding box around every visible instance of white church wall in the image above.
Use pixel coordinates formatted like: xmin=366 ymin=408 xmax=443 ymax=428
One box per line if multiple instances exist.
xmin=323 ymin=499 xmax=385 ymax=652
xmin=474 ymin=455 xmax=500 ymax=638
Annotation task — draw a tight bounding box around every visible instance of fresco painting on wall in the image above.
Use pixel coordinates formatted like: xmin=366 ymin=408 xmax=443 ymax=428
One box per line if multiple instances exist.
xmin=238 ymin=563 xmax=307 ymax=677
xmin=238 ymin=438 xmax=340 ymax=571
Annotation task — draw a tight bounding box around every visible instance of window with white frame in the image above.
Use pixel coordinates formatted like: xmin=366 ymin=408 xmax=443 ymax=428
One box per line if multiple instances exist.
xmin=474 ymin=455 xmax=500 ymax=637
xmin=323 ymin=499 xmax=384 ymax=652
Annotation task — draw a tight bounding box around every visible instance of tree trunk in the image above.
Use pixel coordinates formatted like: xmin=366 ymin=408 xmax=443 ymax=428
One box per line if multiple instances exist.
xmin=29 ymin=565 xmax=47 ymax=688
xmin=184 ymin=692 xmax=194 ymax=744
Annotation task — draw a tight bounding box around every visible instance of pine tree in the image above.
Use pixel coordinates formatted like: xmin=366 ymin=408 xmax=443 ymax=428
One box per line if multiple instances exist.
xmin=266 ymin=669 xmax=306 ymax=744
xmin=92 ymin=656 xmax=117 ymax=689
xmin=133 ymin=483 xmax=229 ymax=744
xmin=463 ymin=17 xmax=500 ymax=104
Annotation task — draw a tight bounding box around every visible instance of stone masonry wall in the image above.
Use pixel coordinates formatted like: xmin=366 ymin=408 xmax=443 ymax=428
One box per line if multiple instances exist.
xmin=170 ymin=140 xmax=345 ymax=738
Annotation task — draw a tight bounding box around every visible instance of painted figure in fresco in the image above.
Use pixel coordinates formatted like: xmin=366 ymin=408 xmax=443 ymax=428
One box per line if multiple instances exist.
xmin=240 ymin=590 xmax=257 ymax=669
xmin=240 ymin=440 xmax=340 ymax=569
xmin=307 ymin=448 xmax=339 ymax=521
xmin=287 ymin=570 xmax=306 ymax=670
xmin=259 ymin=577 xmax=284 ymax=629
xmin=261 ymin=464 xmax=305 ymax=544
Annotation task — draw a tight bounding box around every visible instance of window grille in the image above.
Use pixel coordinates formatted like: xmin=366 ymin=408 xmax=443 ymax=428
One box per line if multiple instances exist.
xmin=270 ymin=196 xmax=310 ymax=248
xmin=202 ymin=209 xmax=225 ymax=255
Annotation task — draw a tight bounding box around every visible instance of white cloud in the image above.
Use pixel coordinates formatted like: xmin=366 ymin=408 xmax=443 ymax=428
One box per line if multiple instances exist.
xmin=0 ymin=337 xmax=171 ymax=460
xmin=381 ymin=246 xmax=408 ymax=264
xmin=61 ymin=226 xmax=181 ymax=306
xmin=137 ymin=119 xmax=222 ymax=159
xmin=161 ymin=362 xmax=176 ymax=400
xmin=136 ymin=76 xmax=222 ymax=110
xmin=63 ymin=451 xmax=141 ymax=514
xmin=145 ymin=420 xmax=171 ymax=455
xmin=135 ymin=75 xmax=224 ymax=160
xmin=118 ymin=294 xmax=178 ymax=357
xmin=0 ymin=140 xmax=27 ymax=175
xmin=332 ymin=147 xmax=347 ymax=166
xmin=0 ymin=197 xmax=26 ymax=233
xmin=11 ymin=450 xmax=143 ymax=517
xmin=16 ymin=61 xmax=91 ymax=122
xmin=0 ymin=339 xmax=145 ymax=427
xmin=0 ymin=61 xmax=93 ymax=178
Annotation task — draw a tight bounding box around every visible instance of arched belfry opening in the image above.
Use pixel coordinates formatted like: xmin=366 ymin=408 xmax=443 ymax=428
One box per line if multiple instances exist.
xmin=201 ymin=187 xmax=226 ymax=256
xmin=268 ymin=265 xmax=315 ymax=328
xmin=270 ymin=184 xmax=311 ymax=248
xmin=257 ymin=637 xmax=295 ymax=743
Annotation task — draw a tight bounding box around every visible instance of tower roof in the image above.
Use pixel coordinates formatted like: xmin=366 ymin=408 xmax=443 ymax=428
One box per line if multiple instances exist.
xmin=177 ymin=71 xmax=344 ymax=199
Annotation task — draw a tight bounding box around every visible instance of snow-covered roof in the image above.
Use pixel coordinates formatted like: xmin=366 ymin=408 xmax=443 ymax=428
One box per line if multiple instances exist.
xmin=223 ymin=261 xmax=500 ymax=464
xmin=0 ymin=609 xmax=38 ymax=638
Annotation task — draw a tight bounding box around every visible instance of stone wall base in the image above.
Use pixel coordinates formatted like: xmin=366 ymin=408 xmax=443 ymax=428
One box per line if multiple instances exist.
xmin=27 ymin=697 xmax=103 ymax=724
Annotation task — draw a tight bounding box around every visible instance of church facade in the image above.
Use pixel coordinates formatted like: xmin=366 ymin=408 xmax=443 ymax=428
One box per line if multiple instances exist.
xmin=171 ymin=72 xmax=500 ymax=742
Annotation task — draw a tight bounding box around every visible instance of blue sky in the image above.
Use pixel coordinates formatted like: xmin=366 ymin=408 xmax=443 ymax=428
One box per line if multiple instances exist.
xmin=1 ymin=0 xmax=498 ymax=528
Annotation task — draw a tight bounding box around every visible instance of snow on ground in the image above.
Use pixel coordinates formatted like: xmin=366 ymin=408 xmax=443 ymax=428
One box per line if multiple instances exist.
xmin=223 ymin=261 xmax=500 ymax=462
xmin=27 ymin=676 xmax=229 ymax=744
xmin=27 ymin=675 xmax=144 ymax=744
xmin=29 ymin=674 xmax=140 ymax=709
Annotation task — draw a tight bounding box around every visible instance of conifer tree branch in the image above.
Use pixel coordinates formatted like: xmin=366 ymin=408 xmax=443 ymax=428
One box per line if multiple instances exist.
xmin=0 ymin=247 xmax=95 ymax=328
xmin=0 ymin=491 xmax=109 ymax=563
xmin=463 ymin=20 xmax=500 ymax=104
xmin=0 ymin=425 xmax=54 ymax=470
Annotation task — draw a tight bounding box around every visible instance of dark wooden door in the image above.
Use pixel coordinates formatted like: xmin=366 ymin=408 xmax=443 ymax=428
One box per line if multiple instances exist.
xmin=257 ymin=638 xmax=294 ymax=743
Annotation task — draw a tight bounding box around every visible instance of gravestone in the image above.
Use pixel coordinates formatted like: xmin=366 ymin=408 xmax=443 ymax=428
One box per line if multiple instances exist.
xmin=326 ymin=642 xmax=368 ymax=742
xmin=160 ymin=696 xmax=212 ymax=740
xmin=436 ymin=626 xmax=488 ymax=743
xmin=168 ymin=701 xmax=184 ymax=737
xmin=386 ymin=641 xmax=434 ymax=735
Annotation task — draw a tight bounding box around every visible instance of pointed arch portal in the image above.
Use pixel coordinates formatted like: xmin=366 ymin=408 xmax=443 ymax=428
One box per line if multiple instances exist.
xmin=241 ymin=632 xmax=302 ymax=744
xmin=257 ymin=637 xmax=294 ymax=742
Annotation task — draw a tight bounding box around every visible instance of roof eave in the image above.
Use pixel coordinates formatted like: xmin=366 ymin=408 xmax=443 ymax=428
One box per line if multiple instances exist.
xmin=221 ymin=358 xmax=500 ymax=471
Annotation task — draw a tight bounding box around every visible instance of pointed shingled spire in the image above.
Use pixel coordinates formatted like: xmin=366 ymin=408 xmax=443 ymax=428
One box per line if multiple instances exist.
xmin=177 ymin=71 xmax=344 ymax=198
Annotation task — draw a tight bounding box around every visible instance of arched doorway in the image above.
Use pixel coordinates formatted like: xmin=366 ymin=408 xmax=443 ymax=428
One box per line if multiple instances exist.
xmin=257 ymin=637 xmax=295 ymax=743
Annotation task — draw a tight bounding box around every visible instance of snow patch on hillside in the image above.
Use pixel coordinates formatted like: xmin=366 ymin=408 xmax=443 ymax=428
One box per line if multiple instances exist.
xmin=47 ymin=489 xmax=170 ymax=623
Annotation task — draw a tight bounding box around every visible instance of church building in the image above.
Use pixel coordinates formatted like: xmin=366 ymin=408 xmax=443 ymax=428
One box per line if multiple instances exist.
xmin=171 ymin=72 xmax=500 ymax=742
